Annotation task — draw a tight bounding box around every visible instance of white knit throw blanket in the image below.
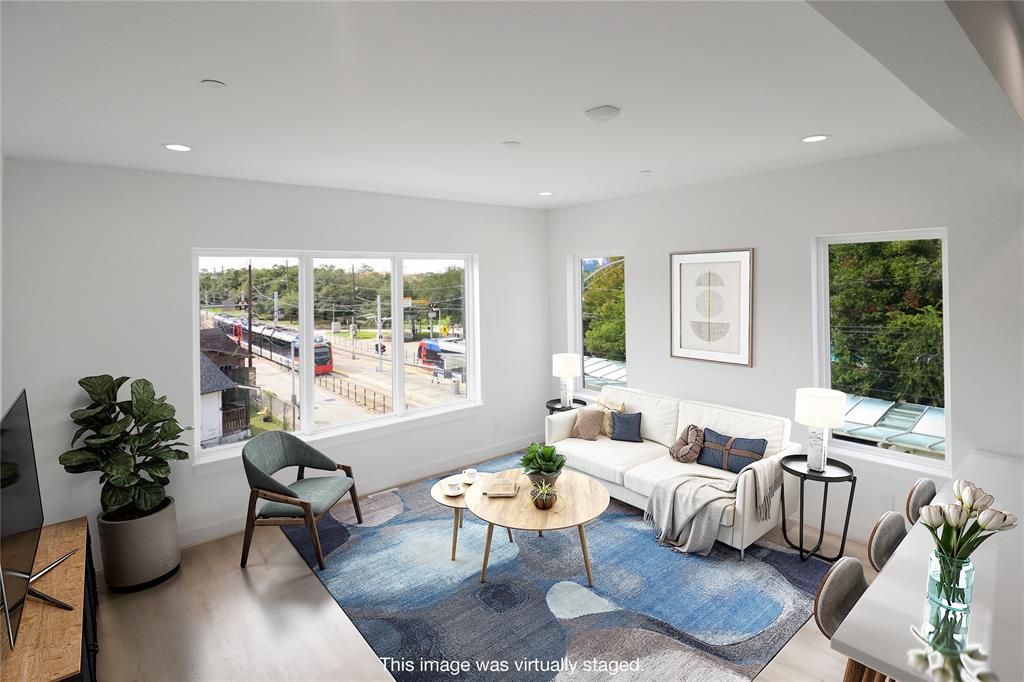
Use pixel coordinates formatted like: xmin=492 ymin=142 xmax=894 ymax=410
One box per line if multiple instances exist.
xmin=644 ymin=457 xmax=781 ymax=556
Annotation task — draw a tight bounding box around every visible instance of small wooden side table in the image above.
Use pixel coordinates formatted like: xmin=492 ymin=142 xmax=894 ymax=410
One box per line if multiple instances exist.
xmin=430 ymin=476 xmax=512 ymax=561
xmin=545 ymin=398 xmax=587 ymax=415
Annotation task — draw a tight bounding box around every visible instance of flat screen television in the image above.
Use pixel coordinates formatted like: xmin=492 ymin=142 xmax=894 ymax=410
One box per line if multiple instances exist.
xmin=0 ymin=390 xmax=44 ymax=650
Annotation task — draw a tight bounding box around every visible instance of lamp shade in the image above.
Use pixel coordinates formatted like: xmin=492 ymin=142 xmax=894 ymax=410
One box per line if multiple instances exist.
xmin=552 ymin=353 xmax=582 ymax=379
xmin=794 ymin=387 xmax=846 ymax=428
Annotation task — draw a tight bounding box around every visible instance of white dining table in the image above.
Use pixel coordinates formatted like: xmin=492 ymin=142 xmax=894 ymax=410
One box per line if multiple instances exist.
xmin=831 ymin=450 xmax=1024 ymax=681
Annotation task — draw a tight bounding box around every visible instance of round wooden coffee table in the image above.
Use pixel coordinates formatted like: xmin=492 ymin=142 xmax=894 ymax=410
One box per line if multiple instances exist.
xmin=430 ymin=475 xmax=513 ymax=561
xmin=464 ymin=468 xmax=609 ymax=587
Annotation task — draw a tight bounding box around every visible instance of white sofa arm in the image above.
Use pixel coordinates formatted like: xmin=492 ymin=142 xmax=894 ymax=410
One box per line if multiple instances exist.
xmin=733 ymin=441 xmax=802 ymax=551
xmin=545 ymin=410 xmax=577 ymax=445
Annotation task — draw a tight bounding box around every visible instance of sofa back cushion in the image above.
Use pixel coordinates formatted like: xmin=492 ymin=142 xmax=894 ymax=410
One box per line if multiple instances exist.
xmin=600 ymin=386 xmax=679 ymax=447
xmin=677 ymin=400 xmax=790 ymax=456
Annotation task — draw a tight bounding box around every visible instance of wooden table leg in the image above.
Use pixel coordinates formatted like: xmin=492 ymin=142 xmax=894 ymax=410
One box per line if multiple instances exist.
xmin=506 ymin=527 xmax=514 ymax=543
xmin=480 ymin=522 xmax=495 ymax=582
xmin=451 ymin=508 xmax=461 ymax=561
xmin=578 ymin=523 xmax=593 ymax=587
xmin=538 ymin=530 xmax=544 ymax=537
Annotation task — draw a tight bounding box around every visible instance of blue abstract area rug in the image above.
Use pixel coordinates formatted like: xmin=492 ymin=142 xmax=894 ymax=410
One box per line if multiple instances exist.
xmin=281 ymin=453 xmax=829 ymax=681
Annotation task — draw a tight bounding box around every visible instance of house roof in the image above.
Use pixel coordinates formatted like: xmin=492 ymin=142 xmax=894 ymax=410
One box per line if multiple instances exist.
xmin=200 ymin=328 xmax=249 ymax=360
xmin=200 ymin=354 xmax=237 ymax=394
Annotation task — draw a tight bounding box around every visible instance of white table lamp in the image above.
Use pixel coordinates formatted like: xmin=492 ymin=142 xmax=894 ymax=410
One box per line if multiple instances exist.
xmin=552 ymin=353 xmax=582 ymax=408
xmin=794 ymin=387 xmax=846 ymax=472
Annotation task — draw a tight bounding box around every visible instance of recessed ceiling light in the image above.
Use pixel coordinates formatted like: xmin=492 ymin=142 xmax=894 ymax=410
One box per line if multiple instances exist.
xmin=538 ymin=191 xmax=553 ymax=197
xmin=500 ymin=140 xmax=523 ymax=149
xmin=163 ymin=143 xmax=192 ymax=152
xmin=200 ymin=79 xmax=227 ymax=89
xmin=801 ymin=134 xmax=831 ymax=143
xmin=584 ymin=105 xmax=621 ymax=122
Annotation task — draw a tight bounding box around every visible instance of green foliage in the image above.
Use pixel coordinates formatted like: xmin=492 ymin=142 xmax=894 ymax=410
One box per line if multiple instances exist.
xmin=530 ymin=480 xmax=558 ymax=499
xmin=829 ymin=240 xmax=944 ymax=406
xmin=59 ymin=375 xmax=191 ymax=516
xmin=520 ymin=443 xmax=566 ymax=476
xmin=581 ymin=258 xmax=625 ymax=362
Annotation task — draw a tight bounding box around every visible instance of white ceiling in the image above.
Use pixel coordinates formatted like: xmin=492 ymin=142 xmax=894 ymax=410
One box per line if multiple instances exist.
xmin=2 ymin=1 xmax=962 ymax=208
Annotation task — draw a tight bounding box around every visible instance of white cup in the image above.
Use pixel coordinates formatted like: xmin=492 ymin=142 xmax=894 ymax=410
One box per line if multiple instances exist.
xmin=462 ymin=468 xmax=478 ymax=483
xmin=443 ymin=480 xmax=461 ymax=495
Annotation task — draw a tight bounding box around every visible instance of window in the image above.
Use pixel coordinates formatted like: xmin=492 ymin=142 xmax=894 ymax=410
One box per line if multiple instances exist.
xmin=816 ymin=233 xmax=947 ymax=461
xmin=194 ymin=252 xmax=478 ymax=455
xmin=402 ymin=259 xmax=469 ymax=410
xmin=575 ymin=255 xmax=626 ymax=390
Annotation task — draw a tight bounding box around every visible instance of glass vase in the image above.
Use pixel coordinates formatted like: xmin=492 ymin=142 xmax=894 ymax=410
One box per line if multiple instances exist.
xmin=927 ymin=550 xmax=974 ymax=612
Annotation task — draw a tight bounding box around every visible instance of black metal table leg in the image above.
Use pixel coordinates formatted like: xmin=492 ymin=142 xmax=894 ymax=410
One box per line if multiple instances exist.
xmin=779 ymin=455 xmax=857 ymax=562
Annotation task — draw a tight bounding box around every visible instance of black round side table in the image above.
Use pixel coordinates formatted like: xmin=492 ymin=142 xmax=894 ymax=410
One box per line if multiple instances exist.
xmin=545 ymin=398 xmax=587 ymax=415
xmin=779 ymin=454 xmax=857 ymax=562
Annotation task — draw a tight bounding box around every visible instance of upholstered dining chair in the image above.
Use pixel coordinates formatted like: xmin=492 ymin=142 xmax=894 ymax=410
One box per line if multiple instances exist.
xmin=240 ymin=431 xmax=363 ymax=570
xmin=905 ymin=477 xmax=937 ymax=525
xmin=867 ymin=511 xmax=907 ymax=572
xmin=814 ymin=557 xmax=890 ymax=682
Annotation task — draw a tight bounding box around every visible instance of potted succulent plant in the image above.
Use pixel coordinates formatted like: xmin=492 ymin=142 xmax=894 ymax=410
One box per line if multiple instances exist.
xmin=520 ymin=442 xmax=566 ymax=487
xmin=59 ymin=375 xmax=190 ymax=590
xmin=530 ymin=480 xmax=558 ymax=510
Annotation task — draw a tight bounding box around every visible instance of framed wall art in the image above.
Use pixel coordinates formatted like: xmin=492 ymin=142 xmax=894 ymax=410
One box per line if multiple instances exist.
xmin=670 ymin=248 xmax=753 ymax=366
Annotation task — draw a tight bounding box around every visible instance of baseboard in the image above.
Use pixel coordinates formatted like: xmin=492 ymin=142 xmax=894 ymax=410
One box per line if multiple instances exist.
xmin=174 ymin=432 xmax=543 ymax=550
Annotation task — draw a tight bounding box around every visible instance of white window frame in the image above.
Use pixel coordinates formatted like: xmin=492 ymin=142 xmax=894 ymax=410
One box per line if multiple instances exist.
xmin=567 ymin=250 xmax=626 ymax=399
xmin=191 ymin=248 xmax=481 ymax=464
xmin=811 ymin=228 xmax=952 ymax=474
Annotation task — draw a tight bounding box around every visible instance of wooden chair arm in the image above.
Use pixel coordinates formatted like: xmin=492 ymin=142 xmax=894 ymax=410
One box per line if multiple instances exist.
xmin=254 ymin=488 xmax=310 ymax=510
xmin=337 ymin=464 xmax=354 ymax=478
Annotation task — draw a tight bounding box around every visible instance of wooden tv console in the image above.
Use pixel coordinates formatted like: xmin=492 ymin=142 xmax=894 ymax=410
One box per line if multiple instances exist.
xmin=1 ymin=517 xmax=98 ymax=681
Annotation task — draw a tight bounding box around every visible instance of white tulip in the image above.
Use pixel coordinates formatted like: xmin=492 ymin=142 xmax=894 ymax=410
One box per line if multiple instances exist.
xmin=952 ymin=479 xmax=976 ymax=503
xmin=1001 ymin=513 xmax=1018 ymax=530
xmin=964 ymin=645 xmax=989 ymax=662
xmin=975 ymin=671 xmax=999 ymax=682
xmin=977 ymin=508 xmax=1007 ymax=531
xmin=919 ymin=505 xmax=945 ymax=528
xmin=907 ymin=650 xmax=929 ymax=673
xmin=972 ymin=490 xmax=994 ymax=514
xmin=943 ymin=503 xmax=969 ymax=528
xmin=960 ymin=485 xmax=977 ymax=509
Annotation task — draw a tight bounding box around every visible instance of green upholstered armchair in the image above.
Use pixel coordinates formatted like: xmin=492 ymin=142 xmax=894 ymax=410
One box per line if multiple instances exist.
xmin=240 ymin=431 xmax=363 ymax=570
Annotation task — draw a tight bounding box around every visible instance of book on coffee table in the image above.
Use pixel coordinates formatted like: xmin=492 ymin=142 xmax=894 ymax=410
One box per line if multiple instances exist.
xmin=482 ymin=478 xmax=518 ymax=497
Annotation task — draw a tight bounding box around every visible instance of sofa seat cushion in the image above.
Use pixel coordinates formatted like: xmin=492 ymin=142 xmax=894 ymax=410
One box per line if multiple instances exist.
xmin=558 ymin=436 xmax=668 ymax=485
xmin=623 ymin=456 xmax=737 ymax=526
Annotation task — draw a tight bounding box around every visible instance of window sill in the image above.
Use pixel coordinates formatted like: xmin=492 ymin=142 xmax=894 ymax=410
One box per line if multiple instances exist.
xmin=191 ymin=400 xmax=484 ymax=477
xmin=826 ymin=440 xmax=952 ymax=480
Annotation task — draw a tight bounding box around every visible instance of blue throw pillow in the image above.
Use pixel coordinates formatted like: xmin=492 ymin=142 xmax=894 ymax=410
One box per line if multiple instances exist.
xmin=696 ymin=428 xmax=767 ymax=473
xmin=610 ymin=412 xmax=643 ymax=443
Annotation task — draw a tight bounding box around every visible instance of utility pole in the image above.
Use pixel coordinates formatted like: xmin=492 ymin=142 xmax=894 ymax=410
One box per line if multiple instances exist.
xmin=273 ymin=291 xmax=279 ymax=326
xmin=376 ymin=294 xmax=384 ymax=373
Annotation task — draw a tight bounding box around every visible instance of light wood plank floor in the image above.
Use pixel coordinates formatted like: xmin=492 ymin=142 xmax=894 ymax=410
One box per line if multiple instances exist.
xmin=98 ymin=502 xmax=875 ymax=682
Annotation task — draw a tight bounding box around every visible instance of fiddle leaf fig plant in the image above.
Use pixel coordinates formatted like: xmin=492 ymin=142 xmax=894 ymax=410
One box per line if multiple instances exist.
xmin=59 ymin=375 xmax=191 ymax=519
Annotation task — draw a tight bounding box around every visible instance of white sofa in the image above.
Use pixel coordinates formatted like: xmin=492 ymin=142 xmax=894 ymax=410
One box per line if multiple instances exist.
xmin=545 ymin=386 xmax=801 ymax=558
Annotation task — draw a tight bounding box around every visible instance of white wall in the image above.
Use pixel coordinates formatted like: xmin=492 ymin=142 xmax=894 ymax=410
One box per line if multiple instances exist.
xmin=2 ymin=159 xmax=550 ymax=554
xmin=547 ymin=140 xmax=1024 ymax=542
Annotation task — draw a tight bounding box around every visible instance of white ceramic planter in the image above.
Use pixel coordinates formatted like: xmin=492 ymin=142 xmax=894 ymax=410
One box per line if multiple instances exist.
xmin=98 ymin=496 xmax=181 ymax=590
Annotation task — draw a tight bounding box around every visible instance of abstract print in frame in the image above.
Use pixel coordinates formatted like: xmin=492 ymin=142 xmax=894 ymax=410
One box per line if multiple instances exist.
xmin=670 ymin=249 xmax=753 ymax=366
